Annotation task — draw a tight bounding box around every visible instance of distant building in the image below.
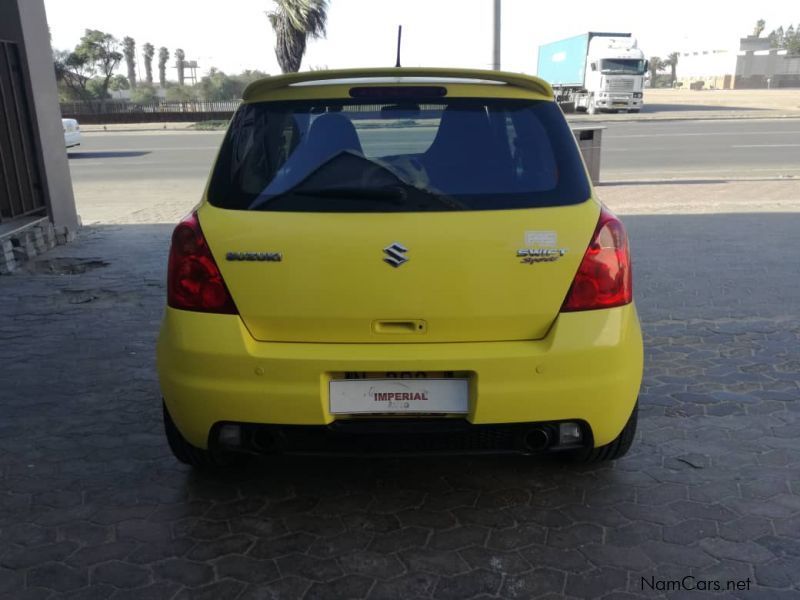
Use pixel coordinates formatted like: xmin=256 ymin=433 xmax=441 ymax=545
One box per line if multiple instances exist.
xmin=677 ymin=36 xmax=800 ymax=89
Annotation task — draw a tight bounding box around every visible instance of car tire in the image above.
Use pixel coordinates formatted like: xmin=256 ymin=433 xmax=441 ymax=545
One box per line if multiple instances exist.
xmin=163 ymin=402 xmax=249 ymax=469
xmin=565 ymin=402 xmax=638 ymax=464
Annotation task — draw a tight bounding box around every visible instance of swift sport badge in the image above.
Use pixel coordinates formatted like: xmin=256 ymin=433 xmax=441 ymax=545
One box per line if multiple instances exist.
xmin=383 ymin=242 xmax=408 ymax=268
xmin=517 ymin=248 xmax=567 ymax=264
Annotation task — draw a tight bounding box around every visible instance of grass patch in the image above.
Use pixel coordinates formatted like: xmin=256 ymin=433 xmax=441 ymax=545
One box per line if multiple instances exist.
xmin=189 ymin=120 xmax=229 ymax=131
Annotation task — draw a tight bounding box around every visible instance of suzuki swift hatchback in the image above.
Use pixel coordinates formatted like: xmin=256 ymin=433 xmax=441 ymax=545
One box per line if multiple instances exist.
xmin=157 ymin=67 xmax=643 ymax=468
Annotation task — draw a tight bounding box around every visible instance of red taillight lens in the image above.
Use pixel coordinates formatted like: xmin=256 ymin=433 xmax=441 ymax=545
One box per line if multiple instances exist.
xmin=167 ymin=213 xmax=237 ymax=314
xmin=562 ymin=206 xmax=632 ymax=312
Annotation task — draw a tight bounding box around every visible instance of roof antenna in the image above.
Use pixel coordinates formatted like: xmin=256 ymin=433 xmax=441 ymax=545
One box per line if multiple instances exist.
xmin=395 ymin=25 xmax=402 ymax=68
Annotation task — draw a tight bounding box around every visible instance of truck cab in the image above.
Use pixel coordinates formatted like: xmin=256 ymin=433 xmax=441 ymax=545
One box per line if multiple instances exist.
xmin=581 ymin=36 xmax=647 ymax=114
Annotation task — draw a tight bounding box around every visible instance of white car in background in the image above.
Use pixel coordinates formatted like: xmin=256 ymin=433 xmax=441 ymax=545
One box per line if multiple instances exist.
xmin=63 ymin=118 xmax=81 ymax=148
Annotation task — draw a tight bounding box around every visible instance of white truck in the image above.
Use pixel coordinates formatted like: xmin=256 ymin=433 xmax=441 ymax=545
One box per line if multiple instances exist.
xmin=537 ymin=32 xmax=647 ymax=114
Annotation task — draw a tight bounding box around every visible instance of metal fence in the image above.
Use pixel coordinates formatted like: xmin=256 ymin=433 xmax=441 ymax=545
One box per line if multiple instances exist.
xmin=59 ymin=100 xmax=241 ymax=124
xmin=0 ymin=40 xmax=47 ymax=224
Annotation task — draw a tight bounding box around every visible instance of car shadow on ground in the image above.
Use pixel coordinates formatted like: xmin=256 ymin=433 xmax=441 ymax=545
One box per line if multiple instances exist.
xmin=2 ymin=214 xmax=799 ymax=597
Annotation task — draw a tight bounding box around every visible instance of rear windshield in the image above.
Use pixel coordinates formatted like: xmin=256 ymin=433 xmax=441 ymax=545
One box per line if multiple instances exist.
xmin=208 ymin=96 xmax=590 ymax=212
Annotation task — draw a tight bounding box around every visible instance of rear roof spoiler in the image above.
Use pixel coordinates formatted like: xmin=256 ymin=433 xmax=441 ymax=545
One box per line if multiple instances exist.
xmin=243 ymin=67 xmax=553 ymax=101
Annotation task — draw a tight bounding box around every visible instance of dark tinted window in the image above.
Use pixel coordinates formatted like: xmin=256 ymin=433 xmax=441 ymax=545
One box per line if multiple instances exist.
xmin=599 ymin=59 xmax=646 ymax=75
xmin=208 ymin=97 xmax=590 ymax=212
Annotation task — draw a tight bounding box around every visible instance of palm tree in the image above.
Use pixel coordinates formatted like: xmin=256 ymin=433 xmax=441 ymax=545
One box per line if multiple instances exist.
xmin=123 ymin=36 xmax=136 ymax=88
xmin=663 ymin=52 xmax=679 ymax=86
xmin=267 ymin=0 xmax=329 ymax=73
xmin=143 ymin=43 xmax=155 ymax=85
xmin=648 ymin=56 xmax=663 ymax=88
xmin=158 ymin=46 xmax=169 ymax=87
xmin=175 ymin=48 xmax=186 ymax=85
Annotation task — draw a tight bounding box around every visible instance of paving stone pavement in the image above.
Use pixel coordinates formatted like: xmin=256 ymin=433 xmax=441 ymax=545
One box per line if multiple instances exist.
xmin=1 ymin=210 xmax=799 ymax=599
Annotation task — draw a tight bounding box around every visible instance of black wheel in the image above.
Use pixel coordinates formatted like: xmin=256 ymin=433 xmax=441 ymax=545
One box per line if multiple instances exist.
xmin=566 ymin=402 xmax=638 ymax=464
xmin=163 ymin=402 xmax=249 ymax=469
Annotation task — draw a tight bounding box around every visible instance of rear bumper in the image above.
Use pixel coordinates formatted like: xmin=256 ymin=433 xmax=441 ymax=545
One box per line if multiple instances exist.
xmin=595 ymin=97 xmax=642 ymax=110
xmin=157 ymin=304 xmax=643 ymax=450
xmin=210 ymin=419 xmax=592 ymax=456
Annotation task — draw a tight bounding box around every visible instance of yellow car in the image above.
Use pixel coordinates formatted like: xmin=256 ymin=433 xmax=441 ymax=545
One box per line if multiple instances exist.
xmin=157 ymin=67 xmax=643 ymax=468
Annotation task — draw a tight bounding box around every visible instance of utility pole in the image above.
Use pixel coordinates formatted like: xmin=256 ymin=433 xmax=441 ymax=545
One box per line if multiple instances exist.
xmin=492 ymin=0 xmax=501 ymax=70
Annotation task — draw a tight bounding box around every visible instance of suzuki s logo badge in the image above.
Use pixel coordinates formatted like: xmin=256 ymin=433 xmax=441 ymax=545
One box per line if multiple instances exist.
xmin=383 ymin=242 xmax=408 ymax=268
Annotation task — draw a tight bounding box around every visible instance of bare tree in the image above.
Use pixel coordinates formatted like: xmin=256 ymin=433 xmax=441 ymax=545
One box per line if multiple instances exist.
xmin=158 ymin=46 xmax=169 ymax=87
xmin=267 ymin=0 xmax=329 ymax=73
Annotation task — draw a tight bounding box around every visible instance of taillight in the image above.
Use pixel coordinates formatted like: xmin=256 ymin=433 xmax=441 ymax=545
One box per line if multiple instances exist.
xmin=167 ymin=213 xmax=237 ymax=314
xmin=562 ymin=206 xmax=632 ymax=312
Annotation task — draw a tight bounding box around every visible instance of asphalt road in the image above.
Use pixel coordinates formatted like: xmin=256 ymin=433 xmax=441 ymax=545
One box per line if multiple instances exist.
xmin=598 ymin=119 xmax=800 ymax=181
xmin=67 ymin=118 xmax=800 ymax=187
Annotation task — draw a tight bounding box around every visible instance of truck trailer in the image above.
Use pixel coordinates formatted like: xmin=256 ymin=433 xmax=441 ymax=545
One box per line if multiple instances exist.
xmin=537 ymin=32 xmax=647 ymax=114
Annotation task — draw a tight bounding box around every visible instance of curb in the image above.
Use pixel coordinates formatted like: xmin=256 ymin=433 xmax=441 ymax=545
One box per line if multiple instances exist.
xmin=568 ymin=112 xmax=800 ymax=124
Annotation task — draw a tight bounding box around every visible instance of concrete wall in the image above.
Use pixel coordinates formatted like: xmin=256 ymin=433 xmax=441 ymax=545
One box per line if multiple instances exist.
xmin=677 ymin=37 xmax=800 ymax=90
xmin=677 ymin=47 xmax=737 ymax=90
xmin=736 ymin=49 xmax=800 ymax=88
xmin=0 ymin=0 xmax=78 ymax=232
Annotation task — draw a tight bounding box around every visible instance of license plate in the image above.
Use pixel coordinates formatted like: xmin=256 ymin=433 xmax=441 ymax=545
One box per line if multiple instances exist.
xmin=329 ymin=378 xmax=469 ymax=414
xmin=337 ymin=371 xmax=462 ymax=379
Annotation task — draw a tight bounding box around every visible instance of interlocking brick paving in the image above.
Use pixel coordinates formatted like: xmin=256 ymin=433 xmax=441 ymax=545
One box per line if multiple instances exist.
xmin=1 ymin=211 xmax=798 ymax=598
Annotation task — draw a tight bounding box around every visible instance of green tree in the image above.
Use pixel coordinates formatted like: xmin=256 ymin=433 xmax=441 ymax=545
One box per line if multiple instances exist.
xmin=767 ymin=24 xmax=800 ymax=54
xmin=788 ymin=26 xmax=800 ymax=55
xmin=54 ymin=48 xmax=93 ymax=102
xmin=198 ymin=68 xmax=241 ymax=101
xmin=131 ymin=83 xmax=158 ymax=104
xmin=663 ymin=52 xmax=679 ymax=86
xmin=123 ymin=36 xmax=136 ymax=88
xmin=267 ymin=0 xmax=329 ymax=73
xmin=73 ymin=29 xmax=123 ymax=102
xmin=236 ymin=69 xmax=270 ymax=83
xmin=166 ymin=83 xmax=196 ymax=102
xmin=158 ymin=46 xmax=169 ymax=87
xmin=754 ymin=19 xmax=766 ymax=37
xmin=648 ymin=56 xmax=663 ymax=87
xmin=770 ymin=26 xmax=785 ymax=47
xmin=143 ymin=42 xmax=155 ymax=84
xmin=109 ymin=73 xmax=130 ymax=94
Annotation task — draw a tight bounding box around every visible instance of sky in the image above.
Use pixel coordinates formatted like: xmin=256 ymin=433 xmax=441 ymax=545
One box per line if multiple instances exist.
xmin=44 ymin=0 xmax=798 ymax=80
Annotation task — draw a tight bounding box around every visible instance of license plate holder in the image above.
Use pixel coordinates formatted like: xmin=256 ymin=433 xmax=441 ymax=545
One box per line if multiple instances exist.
xmin=329 ymin=377 xmax=469 ymax=415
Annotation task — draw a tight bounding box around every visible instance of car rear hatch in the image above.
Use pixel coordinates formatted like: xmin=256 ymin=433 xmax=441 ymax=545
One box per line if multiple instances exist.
xmin=201 ymin=203 xmax=597 ymax=343
xmin=198 ymin=72 xmax=598 ymax=343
